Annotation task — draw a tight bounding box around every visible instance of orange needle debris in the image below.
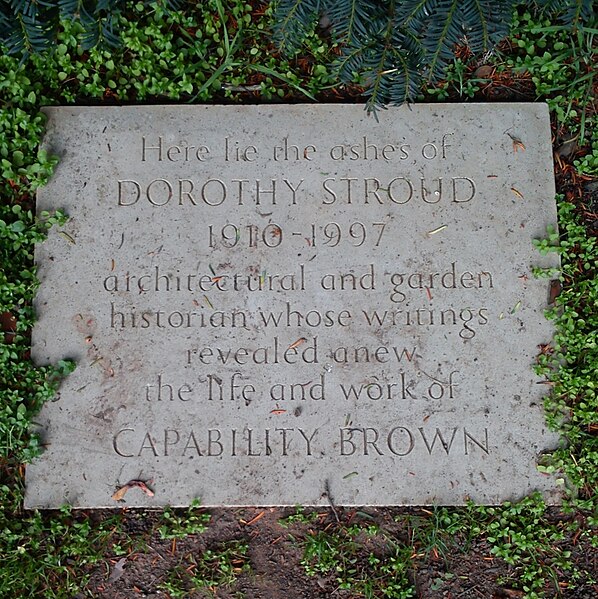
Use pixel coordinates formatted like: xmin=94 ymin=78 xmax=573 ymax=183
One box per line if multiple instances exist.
xmin=288 ymin=337 xmax=307 ymax=350
xmin=244 ymin=511 xmax=266 ymax=526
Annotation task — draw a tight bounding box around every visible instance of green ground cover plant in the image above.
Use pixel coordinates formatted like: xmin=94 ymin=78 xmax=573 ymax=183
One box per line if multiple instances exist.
xmin=0 ymin=1 xmax=596 ymax=597
xmin=4 ymin=0 xmax=593 ymax=108
xmin=159 ymin=499 xmax=212 ymax=540
xmin=158 ymin=539 xmax=250 ymax=598
xmin=535 ymin=200 xmax=598 ymax=510
xmin=299 ymin=524 xmax=415 ymax=597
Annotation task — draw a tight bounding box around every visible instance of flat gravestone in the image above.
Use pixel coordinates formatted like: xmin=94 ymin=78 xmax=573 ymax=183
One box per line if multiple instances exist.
xmin=26 ymin=104 xmax=562 ymax=508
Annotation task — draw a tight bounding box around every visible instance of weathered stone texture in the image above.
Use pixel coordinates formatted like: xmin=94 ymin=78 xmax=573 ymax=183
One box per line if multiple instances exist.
xmin=25 ymin=104 xmax=561 ymax=507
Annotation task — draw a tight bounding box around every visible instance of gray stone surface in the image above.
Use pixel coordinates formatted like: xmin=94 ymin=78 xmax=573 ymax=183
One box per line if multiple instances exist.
xmin=25 ymin=104 xmax=562 ymax=508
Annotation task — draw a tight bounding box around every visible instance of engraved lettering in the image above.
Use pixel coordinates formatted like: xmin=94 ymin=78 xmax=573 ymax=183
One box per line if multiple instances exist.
xmin=388 ymin=177 xmax=414 ymax=204
xmin=464 ymin=428 xmax=490 ymax=454
xmin=141 ymin=136 xmax=210 ymax=161
xmin=147 ymin=178 xmax=173 ymax=206
xmin=322 ymin=177 xmax=337 ymax=204
xmin=273 ymin=138 xmax=316 ymax=161
xmin=441 ymin=133 xmax=453 ymax=157
xmin=164 ymin=429 xmax=180 ymax=456
xmin=452 ymin=177 xmax=476 ymax=203
xmin=283 ymin=178 xmax=304 ymax=204
xmin=139 ymin=432 xmax=158 ymax=456
xmin=256 ymin=179 xmax=276 ymax=205
xmin=421 ymin=142 xmax=438 ymax=159
xmin=338 ymin=373 xmax=414 ymax=400
xmin=142 ymin=136 xmax=163 ymax=161
xmin=387 ymin=427 xmax=415 ymax=455
xmin=113 ymin=428 xmax=134 ymax=457
xmin=364 ymin=178 xmax=383 ymax=204
xmin=270 ymin=374 xmax=325 ymax=401
xmin=183 ymin=431 xmax=203 ymax=456
xmin=363 ymin=428 xmax=383 ymax=455
xmin=298 ymin=428 xmax=318 ymax=456
xmin=201 ymin=179 xmax=227 ymax=206
xmin=426 ymin=371 xmax=458 ymax=400
xmin=320 ymin=264 xmax=375 ymax=291
xmin=419 ymin=427 xmax=458 ymax=455
xmin=166 ymin=145 xmax=181 ymax=161
xmin=208 ymin=429 xmax=223 ymax=456
xmin=421 ymin=178 xmax=442 ymax=203
xmin=225 ymin=137 xmax=258 ymax=161
xmin=145 ymin=375 xmax=193 ymax=401
xmin=117 ymin=179 xmax=141 ymax=206
xmin=178 ymin=179 xmax=197 ymax=205
xmin=340 ymin=428 xmax=357 ymax=456
xmin=207 ymin=372 xmax=256 ymax=402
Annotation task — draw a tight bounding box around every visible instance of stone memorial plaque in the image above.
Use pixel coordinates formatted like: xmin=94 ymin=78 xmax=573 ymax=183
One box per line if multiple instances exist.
xmin=26 ymin=104 xmax=562 ymax=508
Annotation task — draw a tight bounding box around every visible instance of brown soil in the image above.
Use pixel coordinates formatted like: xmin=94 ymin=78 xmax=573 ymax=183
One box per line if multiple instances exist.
xmin=78 ymin=506 xmax=598 ymax=599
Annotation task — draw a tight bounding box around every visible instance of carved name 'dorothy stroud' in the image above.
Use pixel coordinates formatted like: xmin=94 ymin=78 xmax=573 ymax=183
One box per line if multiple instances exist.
xmin=25 ymin=104 xmax=562 ymax=508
